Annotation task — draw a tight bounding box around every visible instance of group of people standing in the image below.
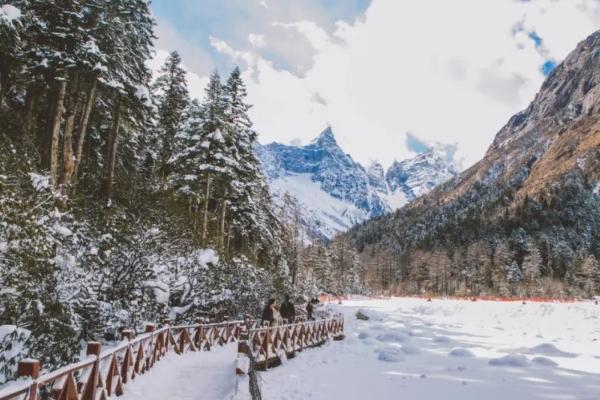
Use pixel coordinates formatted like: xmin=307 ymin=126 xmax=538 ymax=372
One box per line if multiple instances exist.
xmin=261 ymin=295 xmax=320 ymax=325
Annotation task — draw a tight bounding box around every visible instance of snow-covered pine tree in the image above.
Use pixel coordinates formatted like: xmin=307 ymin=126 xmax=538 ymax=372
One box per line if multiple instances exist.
xmin=154 ymin=51 xmax=189 ymax=179
xmin=492 ymin=240 xmax=513 ymax=296
xmin=0 ymin=164 xmax=80 ymax=379
xmin=169 ymin=72 xmax=228 ymax=244
xmin=301 ymin=243 xmax=335 ymax=294
xmin=575 ymin=254 xmax=600 ymax=298
xmin=222 ymin=67 xmax=278 ymax=259
xmin=506 ymin=260 xmax=523 ymax=295
xmin=103 ymin=0 xmax=154 ymax=201
xmin=522 ymin=243 xmax=542 ymax=297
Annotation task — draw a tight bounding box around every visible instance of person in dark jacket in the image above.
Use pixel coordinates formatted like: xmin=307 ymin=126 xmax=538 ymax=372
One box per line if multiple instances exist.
xmin=262 ymin=298 xmax=276 ymax=324
xmin=280 ymin=295 xmax=295 ymax=323
xmin=306 ymin=300 xmax=314 ymax=321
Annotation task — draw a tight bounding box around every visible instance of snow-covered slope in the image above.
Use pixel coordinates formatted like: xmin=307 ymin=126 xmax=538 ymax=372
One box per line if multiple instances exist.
xmin=255 ymin=128 xmax=457 ymax=240
xmin=386 ymin=150 xmax=458 ymax=200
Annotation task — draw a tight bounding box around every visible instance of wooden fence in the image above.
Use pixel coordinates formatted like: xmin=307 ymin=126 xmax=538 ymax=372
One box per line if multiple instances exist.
xmin=0 ymin=319 xmax=244 ymax=400
xmin=242 ymin=316 xmax=345 ymax=370
xmin=0 ymin=315 xmax=345 ymax=400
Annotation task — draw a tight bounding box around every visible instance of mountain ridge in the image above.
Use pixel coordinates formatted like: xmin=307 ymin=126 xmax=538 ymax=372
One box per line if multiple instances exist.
xmin=345 ymin=30 xmax=600 ymax=296
xmin=255 ymin=127 xmax=458 ymax=240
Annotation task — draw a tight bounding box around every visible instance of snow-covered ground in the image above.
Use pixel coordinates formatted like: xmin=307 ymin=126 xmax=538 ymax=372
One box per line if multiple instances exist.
xmin=119 ymin=343 xmax=237 ymax=400
xmin=261 ymin=298 xmax=600 ymax=400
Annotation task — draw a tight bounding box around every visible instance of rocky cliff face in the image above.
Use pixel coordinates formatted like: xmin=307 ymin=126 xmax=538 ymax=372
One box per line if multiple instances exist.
xmin=386 ymin=150 xmax=458 ymax=201
xmin=436 ymin=31 xmax=600 ymax=206
xmin=347 ymin=31 xmax=600 ymax=295
xmin=255 ymin=128 xmax=458 ymax=240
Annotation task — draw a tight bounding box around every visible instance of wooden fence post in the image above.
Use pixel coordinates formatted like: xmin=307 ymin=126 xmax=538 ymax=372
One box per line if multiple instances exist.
xmin=82 ymin=342 xmax=101 ymax=400
xmin=236 ymin=332 xmax=250 ymax=375
xmin=17 ymin=359 xmax=40 ymax=400
xmin=224 ymin=316 xmax=230 ymax=343
xmin=121 ymin=329 xmax=133 ymax=341
xmin=264 ymin=326 xmax=271 ymax=370
xmin=194 ymin=319 xmax=205 ymax=350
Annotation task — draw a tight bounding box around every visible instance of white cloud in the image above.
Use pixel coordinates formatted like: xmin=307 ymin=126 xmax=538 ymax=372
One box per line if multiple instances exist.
xmin=153 ymin=18 xmax=213 ymax=76
xmin=209 ymin=36 xmax=254 ymax=67
xmin=156 ymin=0 xmax=600 ymax=169
xmin=248 ymin=33 xmax=266 ymax=48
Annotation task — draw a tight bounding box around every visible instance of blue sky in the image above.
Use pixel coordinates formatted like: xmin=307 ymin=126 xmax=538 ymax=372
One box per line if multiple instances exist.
xmin=151 ymin=0 xmax=371 ymax=75
xmin=149 ymin=0 xmax=600 ymax=168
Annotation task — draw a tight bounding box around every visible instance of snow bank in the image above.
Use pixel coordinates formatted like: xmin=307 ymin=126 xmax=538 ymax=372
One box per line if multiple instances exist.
xmin=531 ymin=356 xmax=558 ymax=367
xmin=197 ymin=248 xmax=218 ymax=266
xmin=355 ymin=308 xmax=384 ymax=321
xmin=449 ymin=347 xmax=474 ymax=357
xmin=528 ymin=343 xmax=576 ymax=358
xmin=376 ymin=347 xmax=406 ymax=362
xmin=28 ymin=173 xmax=50 ymax=191
xmin=376 ymin=331 xmax=410 ymax=343
xmin=0 ymin=325 xmax=30 ymax=384
xmin=488 ymin=354 xmax=530 ymax=367
xmin=0 ymin=5 xmax=21 ymax=23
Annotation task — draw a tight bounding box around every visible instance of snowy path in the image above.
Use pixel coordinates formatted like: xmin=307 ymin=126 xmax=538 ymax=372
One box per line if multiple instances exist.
xmin=260 ymin=298 xmax=600 ymax=400
xmin=119 ymin=343 xmax=237 ymax=400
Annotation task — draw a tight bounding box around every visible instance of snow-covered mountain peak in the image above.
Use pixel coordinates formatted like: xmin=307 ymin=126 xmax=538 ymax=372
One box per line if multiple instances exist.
xmin=386 ymin=148 xmax=458 ymax=200
xmin=312 ymin=126 xmax=338 ymax=147
xmin=256 ymin=127 xmax=458 ymax=240
xmin=367 ymin=162 xmax=387 ymax=194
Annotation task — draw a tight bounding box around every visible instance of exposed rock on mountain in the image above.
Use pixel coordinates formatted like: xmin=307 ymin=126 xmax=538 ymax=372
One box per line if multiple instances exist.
xmin=347 ymin=31 xmax=600 ymax=296
xmin=256 ymin=128 xmax=458 ymax=240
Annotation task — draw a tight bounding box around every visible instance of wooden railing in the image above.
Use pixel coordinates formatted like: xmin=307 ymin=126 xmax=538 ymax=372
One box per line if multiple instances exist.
xmin=0 ymin=319 xmax=244 ymax=400
xmin=0 ymin=315 xmax=345 ymax=400
xmin=243 ymin=315 xmax=345 ymax=370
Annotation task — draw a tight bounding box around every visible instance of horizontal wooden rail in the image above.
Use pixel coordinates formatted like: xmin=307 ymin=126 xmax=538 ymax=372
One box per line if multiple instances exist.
xmin=245 ymin=315 xmax=345 ymax=370
xmin=0 ymin=319 xmax=245 ymax=400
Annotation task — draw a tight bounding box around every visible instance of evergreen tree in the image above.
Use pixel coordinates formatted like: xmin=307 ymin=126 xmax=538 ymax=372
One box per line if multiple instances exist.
xmin=576 ymin=254 xmax=600 ymax=298
xmin=154 ymin=51 xmax=189 ymax=178
xmin=522 ymin=244 xmax=542 ymax=297
xmin=506 ymin=261 xmax=523 ymax=295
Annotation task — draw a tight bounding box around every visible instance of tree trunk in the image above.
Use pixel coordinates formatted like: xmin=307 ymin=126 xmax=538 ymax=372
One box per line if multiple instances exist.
xmin=102 ymin=97 xmax=121 ymax=203
xmin=0 ymin=58 xmax=11 ymax=106
xmin=202 ymin=174 xmax=211 ymax=245
xmin=219 ymin=197 xmax=228 ymax=251
xmin=61 ymin=73 xmax=80 ymax=188
xmin=23 ymin=86 xmax=39 ymax=142
xmin=226 ymin=224 xmax=232 ymax=254
xmin=49 ymin=78 xmax=68 ymax=189
xmin=72 ymin=79 xmax=97 ymax=184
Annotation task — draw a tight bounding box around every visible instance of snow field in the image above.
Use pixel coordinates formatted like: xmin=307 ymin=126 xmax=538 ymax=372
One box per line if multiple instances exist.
xmin=260 ymin=298 xmax=600 ymax=400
